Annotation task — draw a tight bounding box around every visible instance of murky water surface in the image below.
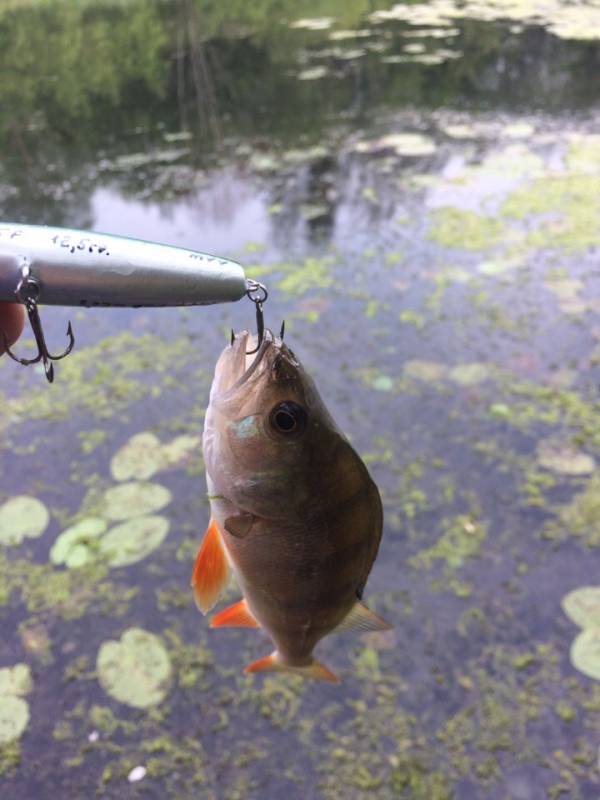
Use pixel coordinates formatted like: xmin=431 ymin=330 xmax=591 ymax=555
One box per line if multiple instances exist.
xmin=1 ymin=1 xmax=600 ymax=797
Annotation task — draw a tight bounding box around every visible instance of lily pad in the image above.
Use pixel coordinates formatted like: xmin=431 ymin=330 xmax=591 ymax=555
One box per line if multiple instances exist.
xmin=0 ymin=664 xmax=33 ymax=744
xmin=0 ymin=696 xmax=30 ymax=744
xmin=102 ymin=482 xmax=171 ymax=521
xmin=0 ymin=664 xmax=33 ymax=697
xmin=355 ymin=133 xmax=436 ymax=157
xmin=562 ymin=587 xmax=600 ymax=629
xmin=290 ymin=17 xmax=334 ymax=30
xmin=571 ymin=628 xmax=600 ymax=681
xmin=50 ymin=518 xmax=108 ymax=568
xmin=403 ymin=359 xmax=447 ymax=382
xmin=371 ymin=374 xmax=394 ymax=392
xmin=448 ymin=363 xmax=491 ymax=386
xmin=110 ymin=433 xmax=165 ymax=481
xmin=98 ymin=515 xmax=170 ymax=567
xmin=297 ymin=66 xmax=329 ymax=81
xmin=162 ymin=435 xmax=201 ymax=468
xmin=96 ymin=628 xmax=172 ymax=708
xmin=537 ymin=439 xmax=595 ymax=476
xmin=0 ymin=496 xmax=50 ymax=546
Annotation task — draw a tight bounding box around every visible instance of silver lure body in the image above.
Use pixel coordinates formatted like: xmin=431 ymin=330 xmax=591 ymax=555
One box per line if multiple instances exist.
xmin=0 ymin=223 xmax=246 ymax=307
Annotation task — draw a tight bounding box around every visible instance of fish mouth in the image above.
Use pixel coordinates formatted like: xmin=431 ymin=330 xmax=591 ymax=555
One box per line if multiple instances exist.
xmin=213 ymin=328 xmax=278 ymax=398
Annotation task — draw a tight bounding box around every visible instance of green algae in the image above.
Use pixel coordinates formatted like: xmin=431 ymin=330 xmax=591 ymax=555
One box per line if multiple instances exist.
xmin=97 ymin=628 xmax=172 ymax=709
xmin=0 ymin=332 xmax=197 ymax=428
xmin=410 ymin=515 xmax=487 ymax=571
xmin=277 ymin=257 xmax=336 ymax=296
xmin=448 ymin=363 xmax=491 ymax=386
xmin=0 ymin=496 xmax=49 ymax=546
xmin=403 ymin=359 xmax=447 ymax=383
xmin=548 ymin=475 xmax=600 ymax=548
xmin=502 ymin=174 xmax=600 ymax=253
xmin=536 ymin=438 xmax=595 ymax=476
xmin=0 ymin=551 xmax=136 ymax=619
xmin=429 ymin=208 xmax=504 ymax=251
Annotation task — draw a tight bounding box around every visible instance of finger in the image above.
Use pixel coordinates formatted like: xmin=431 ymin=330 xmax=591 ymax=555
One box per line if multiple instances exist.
xmin=0 ymin=302 xmax=25 ymax=355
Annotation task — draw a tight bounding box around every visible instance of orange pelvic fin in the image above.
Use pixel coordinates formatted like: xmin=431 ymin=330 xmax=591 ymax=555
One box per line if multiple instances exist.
xmin=190 ymin=519 xmax=229 ymax=615
xmin=335 ymin=602 xmax=393 ymax=634
xmin=245 ymin=652 xmax=340 ymax=684
xmin=210 ymin=598 xmax=259 ymax=629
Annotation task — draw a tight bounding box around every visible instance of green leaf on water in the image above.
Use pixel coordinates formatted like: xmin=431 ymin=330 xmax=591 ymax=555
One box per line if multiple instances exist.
xmin=102 ymin=482 xmax=172 ymax=521
xmin=448 ymin=363 xmax=491 ymax=386
xmin=570 ymin=628 xmax=600 ymax=681
xmin=50 ymin=518 xmax=108 ymax=568
xmin=0 ymin=664 xmax=33 ymax=744
xmin=0 ymin=696 xmax=30 ymax=744
xmin=536 ymin=439 xmax=595 ymax=476
xmin=403 ymin=359 xmax=447 ymax=382
xmin=97 ymin=628 xmax=172 ymax=708
xmin=562 ymin=587 xmax=600 ymax=629
xmin=0 ymin=664 xmax=33 ymax=697
xmin=0 ymin=496 xmax=50 ymax=546
xmin=110 ymin=433 xmax=165 ymax=481
xmin=99 ymin=515 xmax=170 ymax=568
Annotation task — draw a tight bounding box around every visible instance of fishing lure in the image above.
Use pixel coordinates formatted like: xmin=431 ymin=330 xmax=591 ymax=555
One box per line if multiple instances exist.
xmin=0 ymin=223 xmax=249 ymax=381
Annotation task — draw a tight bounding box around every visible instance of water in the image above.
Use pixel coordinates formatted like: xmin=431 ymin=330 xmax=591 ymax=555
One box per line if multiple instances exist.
xmin=1 ymin=1 xmax=600 ymax=797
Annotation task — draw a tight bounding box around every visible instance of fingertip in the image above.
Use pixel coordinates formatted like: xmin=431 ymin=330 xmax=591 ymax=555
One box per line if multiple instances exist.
xmin=0 ymin=303 xmax=25 ymax=355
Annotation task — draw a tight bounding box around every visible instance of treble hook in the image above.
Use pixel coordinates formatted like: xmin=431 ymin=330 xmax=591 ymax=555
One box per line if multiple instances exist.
xmin=3 ymin=261 xmax=75 ymax=384
xmin=245 ymin=279 xmax=268 ymax=355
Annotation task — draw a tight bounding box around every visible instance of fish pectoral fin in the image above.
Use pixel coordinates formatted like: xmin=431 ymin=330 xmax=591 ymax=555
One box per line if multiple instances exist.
xmin=245 ymin=652 xmax=340 ymax=684
xmin=335 ymin=601 xmax=392 ymax=634
xmin=210 ymin=598 xmax=259 ymax=629
xmin=223 ymin=513 xmax=255 ymax=539
xmin=190 ymin=519 xmax=229 ymax=615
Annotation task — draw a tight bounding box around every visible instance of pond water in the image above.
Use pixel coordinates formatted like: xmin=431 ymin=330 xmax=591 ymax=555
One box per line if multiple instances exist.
xmin=1 ymin=1 xmax=600 ymax=797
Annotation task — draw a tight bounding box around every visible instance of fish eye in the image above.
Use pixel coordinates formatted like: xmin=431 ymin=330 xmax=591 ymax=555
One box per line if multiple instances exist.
xmin=269 ymin=401 xmax=307 ymax=437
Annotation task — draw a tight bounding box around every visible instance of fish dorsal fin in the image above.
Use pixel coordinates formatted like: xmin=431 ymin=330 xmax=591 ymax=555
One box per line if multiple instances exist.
xmin=245 ymin=652 xmax=340 ymax=684
xmin=190 ymin=519 xmax=229 ymax=615
xmin=335 ymin=602 xmax=392 ymax=634
xmin=224 ymin=513 xmax=255 ymax=539
xmin=210 ymin=598 xmax=259 ymax=629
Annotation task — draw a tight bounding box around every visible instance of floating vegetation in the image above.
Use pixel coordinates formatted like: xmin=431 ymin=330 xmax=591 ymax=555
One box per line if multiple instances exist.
xmin=96 ymin=628 xmax=172 ymax=709
xmin=550 ymin=475 xmax=600 ymax=547
xmin=369 ymin=0 xmax=600 ymax=41
xmin=101 ymin=482 xmax=172 ymax=521
xmin=429 ymin=208 xmax=504 ymax=250
xmin=0 ymin=665 xmax=33 ymax=744
xmin=403 ymin=359 xmax=447 ymax=382
xmin=297 ymin=66 xmax=329 ymax=80
xmin=51 ymin=514 xmax=170 ymax=569
xmin=536 ymin=438 xmax=595 ymax=476
xmin=562 ymin=587 xmax=600 ymax=630
xmin=354 ymin=132 xmax=436 ymax=157
xmin=0 ymin=496 xmax=49 ymax=547
xmin=448 ymin=363 xmax=491 ymax=386
xmin=50 ymin=518 xmax=108 ymax=569
xmin=110 ymin=432 xmax=200 ymax=481
xmin=290 ymin=17 xmax=334 ymax=30
xmin=570 ymin=629 xmax=600 ymax=681
xmin=98 ymin=515 xmax=170 ymax=568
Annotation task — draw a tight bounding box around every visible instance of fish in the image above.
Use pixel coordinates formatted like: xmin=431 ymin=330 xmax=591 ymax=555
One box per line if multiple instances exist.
xmin=191 ymin=329 xmax=389 ymax=683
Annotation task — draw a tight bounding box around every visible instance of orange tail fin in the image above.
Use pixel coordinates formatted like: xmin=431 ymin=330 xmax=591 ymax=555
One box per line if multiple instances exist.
xmin=190 ymin=519 xmax=229 ymax=614
xmin=210 ymin=599 xmax=259 ymax=629
xmin=245 ymin=652 xmax=340 ymax=684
